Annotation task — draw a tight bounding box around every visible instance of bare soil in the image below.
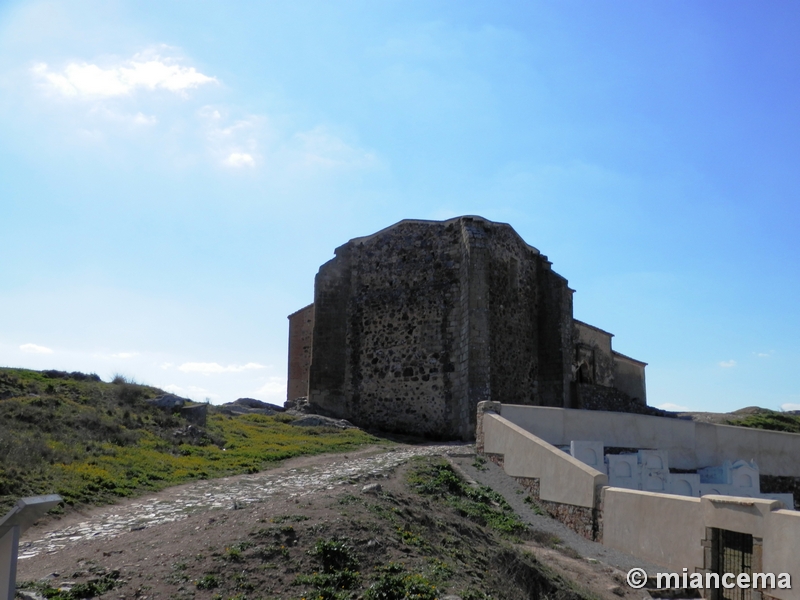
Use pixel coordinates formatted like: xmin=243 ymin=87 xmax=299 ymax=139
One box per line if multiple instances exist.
xmin=17 ymin=449 xmax=648 ymax=600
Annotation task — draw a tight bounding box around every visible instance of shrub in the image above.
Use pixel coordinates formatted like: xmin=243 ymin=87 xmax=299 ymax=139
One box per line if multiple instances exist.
xmin=309 ymin=539 xmax=359 ymax=573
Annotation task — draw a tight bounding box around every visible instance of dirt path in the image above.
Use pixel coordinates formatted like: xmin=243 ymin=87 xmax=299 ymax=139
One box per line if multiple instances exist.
xmin=15 ymin=443 xmax=679 ymax=599
xmin=18 ymin=443 xmax=465 ymax=562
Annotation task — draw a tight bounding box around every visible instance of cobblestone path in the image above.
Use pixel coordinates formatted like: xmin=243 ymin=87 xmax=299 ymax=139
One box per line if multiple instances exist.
xmin=18 ymin=444 xmax=467 ymax=561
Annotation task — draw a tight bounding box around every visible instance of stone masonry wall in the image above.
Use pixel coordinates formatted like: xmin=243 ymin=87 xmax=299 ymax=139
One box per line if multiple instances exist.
xmin=307 ymin=245 xmax=352 ymax=416
xmin=513 ymin=475 xmax=597 ymax=541
xmin=307 ymin=217 xmax=580 ymax=439
xmin=302 ymin=216 xmax=645 ymax=439
xmin=536 ymin=265 xmax=574 ymax=407
xmin=485 ymin=226 xmax=540 ymax=407
xmin=344 ymin=220 xmax=468 ymax=438
xmin=287 ymin=304 xmax=314 ymax=403
xmin=573 ymin=321 xmax=615 ymax=388
xmin=484 ymin=452 xmax=598 ymax=541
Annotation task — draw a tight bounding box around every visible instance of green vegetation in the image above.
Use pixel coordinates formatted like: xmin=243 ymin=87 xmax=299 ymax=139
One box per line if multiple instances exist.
xmin=365 ymin=565 xmax=439 ymax=600
xmin=728 ymin=410 xmax=800 ymax=434
xmin=195 ymin=573 xmax=220 ymax=590
xmin=18 ymin=571 xmax=120 ymax=600
xmin=309 ymin=538 xmax=359 ymax=572
xmin=407 ymin=458 xmax=528 ymax=535
xmin=0 ymin=367 xmax=382 ymax=512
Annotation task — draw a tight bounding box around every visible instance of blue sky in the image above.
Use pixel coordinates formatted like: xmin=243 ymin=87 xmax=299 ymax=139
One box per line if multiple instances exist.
xmin=1 ymin=1 xmax=798 ymax=412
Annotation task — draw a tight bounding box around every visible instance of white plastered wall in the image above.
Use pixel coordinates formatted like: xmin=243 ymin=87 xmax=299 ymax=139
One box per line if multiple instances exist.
xmin=499 ymin=405 xmax=800 ymax=476
xmin=482 ymin=413 xmax=606 ymax=508
xmin=763 ymin=509 xmax=800 ymax=600
xmin=602 ymin=488 xmax=705 ymax=572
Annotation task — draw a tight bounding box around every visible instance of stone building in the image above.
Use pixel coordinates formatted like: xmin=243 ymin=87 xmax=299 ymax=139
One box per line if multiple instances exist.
xmin=287 ymin=216 xmax=647 ymax=440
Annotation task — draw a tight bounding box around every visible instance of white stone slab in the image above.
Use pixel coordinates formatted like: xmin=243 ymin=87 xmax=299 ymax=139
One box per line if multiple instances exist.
xmin=641 ymin=468 xmax=669 ymax=492
xmin=637 ymin=449 xmax=669 ymax=470
xmin=730 ymin=459 xmax=760 ymax=493
xmin=569 ymin=441 xmax=605 ymax=472
xmin=607 ymin=454 xmax=640 ymax=490
xmin=668 ymin=473 xmax=700 ymax=497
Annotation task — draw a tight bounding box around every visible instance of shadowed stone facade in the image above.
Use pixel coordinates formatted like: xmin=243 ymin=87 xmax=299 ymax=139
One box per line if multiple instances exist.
xmin=287 ymin=216 xmax=647 ymax=440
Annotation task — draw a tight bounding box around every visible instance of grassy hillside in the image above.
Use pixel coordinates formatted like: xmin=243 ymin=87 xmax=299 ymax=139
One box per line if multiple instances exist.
xmin=0 ymin=368 xmax=382 ymax=513
xmin=727 ymin=409 xmax=800 ymax=433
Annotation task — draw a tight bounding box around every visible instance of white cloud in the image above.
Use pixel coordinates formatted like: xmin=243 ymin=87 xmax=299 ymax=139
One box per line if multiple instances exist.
xmin=199 ymin=107 xmax=262 ymax=168
xmin=223 ymin=152 xmax=255 ymax=168
xmin=132 ymin=112 xmax=158 ymax=126
xmin=656 ymin=402 xmax=691 ymax=412
xmin=781 ymin=404 xmax=800 ymax=412
xmin=178 ymin=362 xmax=266 ymax=374
xmin=111 ymin=352 xmax=138 ymax=359
xmin=754 ymin=351 xmax=774 ymax=358
xmin=718 ymin=360 xmax=736 ymax=368
xmin=32 ymin=50 xmax=217 ymax=98
xmin=255 ymin=377 xmax=287 ymax=402
xmin=20 ymin=343 xmax=53 ymax=354
xmin=198 ymin=107 xmax=379 ymax=173
xmin=160 ymin=362 xmax=174 ymax=370
xmin=163 ymin=383 xmax=184 ymax=394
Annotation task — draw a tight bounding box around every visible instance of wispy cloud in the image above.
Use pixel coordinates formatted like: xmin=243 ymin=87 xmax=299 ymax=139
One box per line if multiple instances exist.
xmin=111 ymin=352 xmax=138 ymax=359
xmin=753 ymin=351 xmax=774 ymax=358
xmin=26 ymin=48 xmax=378 ymax=177
xmin=199 ymin=107 xmax=378 ymax=172
xmin=781 ymin=404 xmax=800 ymax=412
xmin=32 ymin=49 xmax=217 ymax=98
xmin=292 ymin=126 xmax=379 ymax=171
xmin=20 ymin=343 xmax=53 ymax=354
xmin=718 ymin=360 xmax=736 ymax=368
xmin=178 ymin=362 xmax=266 ymax=374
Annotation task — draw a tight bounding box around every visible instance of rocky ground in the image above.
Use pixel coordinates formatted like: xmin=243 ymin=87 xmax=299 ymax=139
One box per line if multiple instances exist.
xmin=17 ymin=443 xmax=667 ymax=600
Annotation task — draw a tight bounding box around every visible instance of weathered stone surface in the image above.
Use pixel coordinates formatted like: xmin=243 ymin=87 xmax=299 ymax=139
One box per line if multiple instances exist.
xmin=217 ymin=405 xmax=276 ymax=416
xmin=287 ymin=304 xmax=314 ymax=403
xmin=179 ymin=404 xmax=207 ymax=426
xmin=232 ymin=398 xmax=284 ymax=411
xmin=512 ymin=474 xmax=597 ymax=541
xmin=288 ymin=216 xmax=648 ymax=440
xmin=147 ymin=394 xmax=187 ymax=409
xmin=217 ymin=398 xmax=284 ymax=417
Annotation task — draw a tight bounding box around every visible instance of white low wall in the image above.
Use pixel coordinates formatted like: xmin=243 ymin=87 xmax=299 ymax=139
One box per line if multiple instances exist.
xmin=763 ymin=509 xmax=800 ymax=600
xmin=499 ymin=405 xmax=800 ymax=475
xmin=602 ymin=488 xmax=705 ymax=573
xmin=480 ymin=404 xmax=800 ymax=591
xmin=482 ymin=413 xmax=606 ymax=508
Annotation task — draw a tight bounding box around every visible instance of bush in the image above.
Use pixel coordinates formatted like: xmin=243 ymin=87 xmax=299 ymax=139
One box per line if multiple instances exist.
xmin=309 ymin=539 xmax=359 ymax=573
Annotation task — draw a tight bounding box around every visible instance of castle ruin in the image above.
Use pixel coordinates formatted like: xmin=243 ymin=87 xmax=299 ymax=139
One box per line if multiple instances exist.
xmin=287 ymin=216 xmax=647 ymax=439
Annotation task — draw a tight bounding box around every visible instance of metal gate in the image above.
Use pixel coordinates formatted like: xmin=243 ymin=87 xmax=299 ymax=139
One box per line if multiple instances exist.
xmin=713 ymin=529 xmax=753 ymax=600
